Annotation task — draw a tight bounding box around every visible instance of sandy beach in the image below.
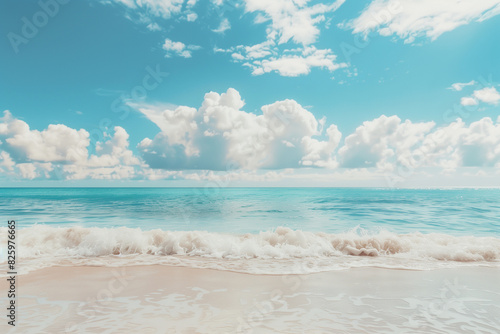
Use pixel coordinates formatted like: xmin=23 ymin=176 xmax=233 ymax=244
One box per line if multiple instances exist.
xmin=1 ymin=265 xmax=499 ymax=333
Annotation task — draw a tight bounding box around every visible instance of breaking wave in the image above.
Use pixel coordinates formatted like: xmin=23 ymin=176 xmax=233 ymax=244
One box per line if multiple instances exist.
xmin=1 ymin=226 xmax=499 ymax=275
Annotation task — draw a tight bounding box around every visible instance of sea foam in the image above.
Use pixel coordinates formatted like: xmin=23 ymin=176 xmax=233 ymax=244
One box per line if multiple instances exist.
xmin=1 ymin=226 xmax=499 ymax=275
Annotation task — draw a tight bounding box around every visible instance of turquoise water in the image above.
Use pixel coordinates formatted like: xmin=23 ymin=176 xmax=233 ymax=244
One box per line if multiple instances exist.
xmin=1 ymin=187 xmax=500 ymax=274
xmin=1 ymin=187 xmax=499 ymax=236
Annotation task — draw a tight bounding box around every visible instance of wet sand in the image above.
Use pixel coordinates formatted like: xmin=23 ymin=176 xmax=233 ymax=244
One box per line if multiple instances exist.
xmin=1 ymin=265 xmax=499 ymax=333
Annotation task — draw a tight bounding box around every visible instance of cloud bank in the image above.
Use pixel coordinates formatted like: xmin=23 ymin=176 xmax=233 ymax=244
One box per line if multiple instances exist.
xmin=2 ymin=88 xmax=500 ymax=183
xmin=136 ymin=88 xmax=500 ymax=174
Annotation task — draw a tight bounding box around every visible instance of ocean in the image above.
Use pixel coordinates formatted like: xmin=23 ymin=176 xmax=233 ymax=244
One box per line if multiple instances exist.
xmin=1 ymin=187 xmax=499 ymax=275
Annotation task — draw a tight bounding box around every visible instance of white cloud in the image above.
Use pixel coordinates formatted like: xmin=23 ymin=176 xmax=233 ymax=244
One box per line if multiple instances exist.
xmin=460 ymin=86 xmax=500 ymax=106
xmin=301 ymin=124 xmax=342 ymax=168
xmin=62 ymin=164 xmax=137 ymax=180
xmin=448 ymin=80 xmax=476 ymax=91
xmin=136 ymin=88 xmax=340 ymax=170
xmin=186 ymin=12 xmax=198 ymax=22
xmin=3 ymin=104 xmax=500 ymax=183
xmin=231 ymin=40 xmax=275 ymax=60
xmin=139 ymin=105 xmax=199 ymax=156
xmin=146 ymin=22 xmax=162 ymax=31
xmin=17 ymin=163 xmax=38 ymax=180
xmin=249 ymin=46 xmax=347 ymax=77
xmin=0 ymin=151 xmax=15 ymax=171
xmin=338 ymin=115 xmax=435 ymax=169
xmin=229 ymin=45 xmax=347 ymax=77
xmin=136 ymin=92 xmax=500 ymax=174
xmin=231 ymin=53 xmax=245 ymax=61
xmin=214 ymin=1 xmax=346 ymax=77
xmin=102 ymin=0 xmax=198 ymax=31
xmin=106 ymin=0 xmax=186 ymax=19
xmin=460 ymin=97 xmax=479 ymax=106
xmin=244 ymin=0 xmax=345 ymax=45
xmin=347 ymin=0 xmax=500 ymax=43
xmin=419 ymin=117 xmax=500 ymax=169
xmin=186 ymin=0 xmax=197 ymax=8
xmin=337 ymin=115 xmax=500 ymax=173
xmin=473 ymin=86 xmax=500 ymax=104
xmin=0 ymin=111 xmax=141 ymax=180
xmin=162 ymin=38 xmax=200 ymax=58
xmin=106 ymin=0 xmax=346 ymax=77
xmin=212 ymin=18 xmax=231 ymax=33
xmin=0 ymin=110 xmax=90 ymax=164
xmin=87 ymin=126 xmax=141 ymax=167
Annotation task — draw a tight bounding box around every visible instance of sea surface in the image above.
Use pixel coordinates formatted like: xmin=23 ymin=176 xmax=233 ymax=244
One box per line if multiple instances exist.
xmin=1 ymin=187 xmax=499 ymax=274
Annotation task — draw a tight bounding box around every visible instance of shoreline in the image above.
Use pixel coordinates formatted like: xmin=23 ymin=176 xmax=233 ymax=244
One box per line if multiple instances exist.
xmin=1 ymin=265 xmax=499 ymax=333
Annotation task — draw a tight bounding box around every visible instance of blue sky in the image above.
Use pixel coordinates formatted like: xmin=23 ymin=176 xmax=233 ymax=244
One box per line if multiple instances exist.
xmin=1 ymin=0 xmax=500 ymax=187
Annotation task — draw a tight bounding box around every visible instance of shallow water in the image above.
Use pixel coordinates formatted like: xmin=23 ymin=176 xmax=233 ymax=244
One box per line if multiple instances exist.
xmin=1 ymin=188 xmax=500 ymax=274
xmin=1 ymin=187 xmax=499 ymax=235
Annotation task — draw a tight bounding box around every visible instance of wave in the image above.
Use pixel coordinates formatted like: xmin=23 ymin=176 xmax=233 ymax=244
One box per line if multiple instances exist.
xmin=1 ymin=226 xmax=499 ymax=275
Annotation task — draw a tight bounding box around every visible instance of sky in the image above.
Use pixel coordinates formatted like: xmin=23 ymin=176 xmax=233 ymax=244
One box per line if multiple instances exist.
xmin=1 ymin=0 xmax=500 ymax=187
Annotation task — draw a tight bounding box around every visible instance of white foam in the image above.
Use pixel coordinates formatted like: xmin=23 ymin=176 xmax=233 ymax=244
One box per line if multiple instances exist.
xmin=1 ymin=226 xmax=499 ymax=275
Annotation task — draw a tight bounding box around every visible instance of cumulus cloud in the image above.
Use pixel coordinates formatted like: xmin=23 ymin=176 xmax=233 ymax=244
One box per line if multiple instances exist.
xmin=460 ymin=86 xmax=500 ymax=106
xmin=135 ymin=90 xmax=500 ymax=175
xmin=338 ymin=114 xmax=500 ymax=172
xmin=0 ymin=111 xmax=141 ymax=180
xmin=473 ymin=87 xmax=500 ymax=104
xmin=136 ymin=88 xmax=341 ymax=170
xmin=0 ymin=111 xmax=90 ymax=164
xmin=338 ymin=115 xmax=435 ymax=170
xmin=162 ymin=38 xmax=201 ymax=58
xmin=301 ymin=124 xmax=342 ymax=168
xmin=419 ymin=117 xmax=500 ymax=169
xmin=3 ymin=102 xmax=500 ymax=183
xmin=17 ymin=163 xmax=38 ymax=179
xmin=0 ymin=151 xmax=15 ymax=171
xmin=62 ymin=126 xmax=141 ymax=180
xmin=347 ymin=0 xmax=500 ymax=43
xmin=460 ymin=97 xmax=479 ymax=106
xmin=88 ymin=126 xmax=141 ymax=167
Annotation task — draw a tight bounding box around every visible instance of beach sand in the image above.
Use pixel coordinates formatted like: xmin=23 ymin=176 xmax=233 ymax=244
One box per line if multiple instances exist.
xmin=1 ymin=265 xmax=499 ymax=333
